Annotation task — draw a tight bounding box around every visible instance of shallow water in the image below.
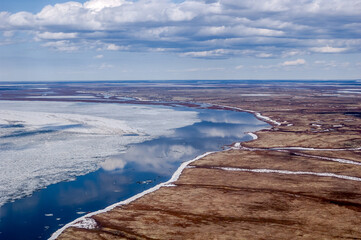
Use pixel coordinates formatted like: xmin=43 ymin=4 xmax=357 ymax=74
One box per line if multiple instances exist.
xmin=0 ymin=101 xmax=268 ymax=240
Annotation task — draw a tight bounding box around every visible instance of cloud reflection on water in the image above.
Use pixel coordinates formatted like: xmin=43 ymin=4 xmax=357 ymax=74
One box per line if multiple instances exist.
xmin=102 ymin=143 xmax=197 ymax=174
xmin=100 ymin=110 xmax=269 ymax=175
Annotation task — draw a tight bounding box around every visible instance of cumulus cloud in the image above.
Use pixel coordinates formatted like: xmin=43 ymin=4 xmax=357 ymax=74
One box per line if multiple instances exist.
xmin=0 ymin=0 xmax=360 ymax=58
xmin=281 ymin=59 xmax=306 ymax=66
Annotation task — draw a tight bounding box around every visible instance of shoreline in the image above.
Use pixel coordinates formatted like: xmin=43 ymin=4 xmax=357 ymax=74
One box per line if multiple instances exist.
xmin=50 ymin=151 xmax=217 ymax=239
xmin=50 ymin=104 xmax=270 ymax=239
xmin=2 ymin=81 xmax=358 ymax=239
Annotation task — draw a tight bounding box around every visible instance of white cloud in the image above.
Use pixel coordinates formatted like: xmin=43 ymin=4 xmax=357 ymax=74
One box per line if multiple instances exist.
xmin=282 ymin=50 xmax=303 ymax=58
xmin=256 ymin=53 xmax=273 ymax=58
xmin=36 ymin=32 xmax=78 ymax=40
xmin=0 ymin=0 xmax=360 ymax=58
xmin=310 ymin=46 xmax=348 ymax=53
xmin=281 ymin=58 xmax=306 ymax=66
xmin=182 ymin=49 xmax=235 ymax=58
xmin=235 ymin=65 xmax=244 ymax=69
xmin=42 ymin=40 xmax=79 ymax=51
xmin=105 ymin=43 xmax=127 ymax=51
xmin=84 ymin=0 xmax=125 ymax=11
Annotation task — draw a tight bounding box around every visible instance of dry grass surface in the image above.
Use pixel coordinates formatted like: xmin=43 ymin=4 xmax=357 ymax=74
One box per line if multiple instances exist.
xmin=57 ymin=82 xmax=361 ymax=240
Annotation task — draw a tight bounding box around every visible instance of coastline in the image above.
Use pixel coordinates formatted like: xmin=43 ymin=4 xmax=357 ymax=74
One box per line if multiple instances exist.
xmin=3 ymin=81 xmax=358 ymax=239
xmin=54 ymin=82 xmax=361 ymax=239
xmin=53 ymin=95 xmax=361 ymax=238
xmin=50 ymin=105 xmax=269 ymax=239
xmin=50 ymin=151 xmax=216 ymax=239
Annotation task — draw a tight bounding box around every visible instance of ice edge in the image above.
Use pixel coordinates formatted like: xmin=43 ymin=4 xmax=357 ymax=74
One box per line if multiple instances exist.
xmin=49 ymin=103 xmax=272 ymax=239
xmin=212 ymin=104 xmax=281 ymax=126
xmin=49 ymin=151 xmax=215 ymax=239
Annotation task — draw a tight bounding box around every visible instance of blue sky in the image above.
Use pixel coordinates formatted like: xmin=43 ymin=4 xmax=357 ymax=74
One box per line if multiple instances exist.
xmin=0 ymin=0 xmax=360 ymax=81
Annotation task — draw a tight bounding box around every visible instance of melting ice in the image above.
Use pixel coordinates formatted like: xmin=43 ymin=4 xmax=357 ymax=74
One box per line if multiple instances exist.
xmin=0 ymin=101 xmax=200 ymax=206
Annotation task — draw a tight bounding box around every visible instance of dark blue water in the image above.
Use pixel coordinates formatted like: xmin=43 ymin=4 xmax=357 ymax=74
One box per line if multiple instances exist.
xmin=0 ymin=106 xmax=268 ymax=240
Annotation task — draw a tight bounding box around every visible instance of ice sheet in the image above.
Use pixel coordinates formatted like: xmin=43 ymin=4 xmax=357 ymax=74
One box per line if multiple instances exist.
xmin=0 ymin=101 xmax=200 ymax=206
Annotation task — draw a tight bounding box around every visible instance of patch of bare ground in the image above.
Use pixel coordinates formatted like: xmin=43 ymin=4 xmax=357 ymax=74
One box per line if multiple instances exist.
xmin=59 ymin=171 xmax=361 ymax=239
xmin=56 ymin=82 xmax=361 ymax=239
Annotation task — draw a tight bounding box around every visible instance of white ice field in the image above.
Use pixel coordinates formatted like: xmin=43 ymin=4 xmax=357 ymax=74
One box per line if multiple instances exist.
xmin=0 ymin=101 xmax=200 ymax=206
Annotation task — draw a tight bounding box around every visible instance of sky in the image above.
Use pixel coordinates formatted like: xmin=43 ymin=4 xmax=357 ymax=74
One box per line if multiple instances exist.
xmin=0 ymin=0 xmax=360 ymax=81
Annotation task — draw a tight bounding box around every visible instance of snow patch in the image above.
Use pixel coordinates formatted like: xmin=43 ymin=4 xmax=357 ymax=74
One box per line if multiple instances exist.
xmin=270 ymin=147 xmax=361 ymax=151
xmin=163 ymin=184 xmax=176 ymax=187
xmin=247 ymin=132 xmax=258 ymax=140
xmin=72 ymin=218 xmax=97 ymax=230
xmin=216 ymin=167 xmax=361 ymax=182
xmin=255 ymin=112 xmax=281 ymax=126
xmin=233 ymin=142 xmax=241 ymax=148
xmin=293 ymin=152 xmax=361 ymax=166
